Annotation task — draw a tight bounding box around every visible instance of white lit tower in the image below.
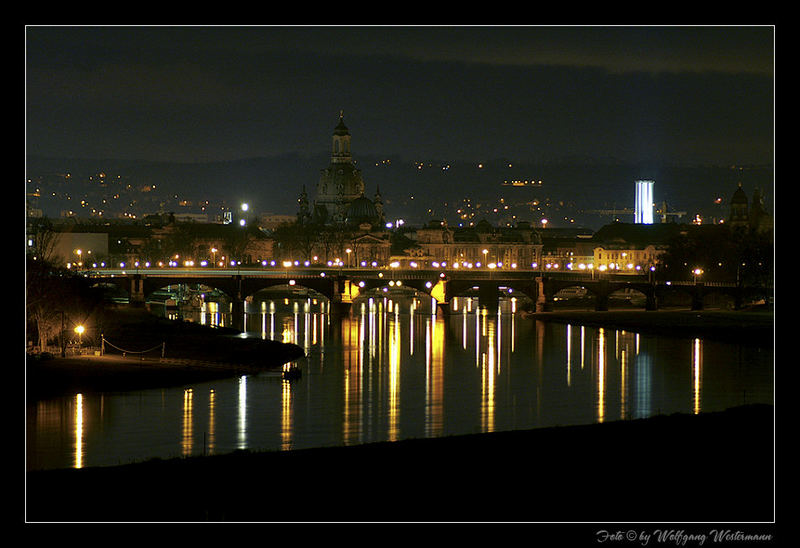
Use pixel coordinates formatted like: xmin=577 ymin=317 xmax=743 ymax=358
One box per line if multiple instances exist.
xmin=634 ymin=180 xmax=655 ymax=224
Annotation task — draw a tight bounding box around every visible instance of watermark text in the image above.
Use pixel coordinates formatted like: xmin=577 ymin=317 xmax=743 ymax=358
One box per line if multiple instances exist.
xmin=595 ymin=529 xmax=773 ymax=546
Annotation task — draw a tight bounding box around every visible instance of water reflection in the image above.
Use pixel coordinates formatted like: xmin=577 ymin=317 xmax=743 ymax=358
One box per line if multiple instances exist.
xmin=426 ymin=314 xmax=444 ymax=438
xmin=281 ymin=377 xmax=292 ymax=450
xmin=635 ymin=353 xmax=652 ymax=420
xmin=693 ymin=338 xmax=703 ymax=415
xmin=26 ymin=292 xmax=771 ymax=471
xmin=597 ymin=328 xmax=606 ymax=423
xmin=207 ymin=389 xmax=216 ymax=455
xmin=182 ymin=389 xmax=193 ymax=456
xmin=238 ymin=376 xmax=247 ymax=449
xmin=74 ymin=393 xmax=84 ymax=469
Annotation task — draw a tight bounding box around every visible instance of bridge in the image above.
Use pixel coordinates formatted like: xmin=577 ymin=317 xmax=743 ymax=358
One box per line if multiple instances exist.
xmin=87 ymin=265 xmax=770 ymax=322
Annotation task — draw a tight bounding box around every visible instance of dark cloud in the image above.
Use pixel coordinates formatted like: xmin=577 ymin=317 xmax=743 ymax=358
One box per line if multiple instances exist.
xmin=25 ymin=25 xmax=774 ymax=165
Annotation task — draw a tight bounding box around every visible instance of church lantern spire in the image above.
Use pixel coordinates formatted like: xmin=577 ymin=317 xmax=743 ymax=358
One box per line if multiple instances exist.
xmin=331 ymin=110 xmax=352 ymax=164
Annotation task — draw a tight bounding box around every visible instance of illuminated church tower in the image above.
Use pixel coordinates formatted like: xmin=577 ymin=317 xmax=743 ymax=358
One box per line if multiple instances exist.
xmin=313 ymin=112 xmax=366 ymax=223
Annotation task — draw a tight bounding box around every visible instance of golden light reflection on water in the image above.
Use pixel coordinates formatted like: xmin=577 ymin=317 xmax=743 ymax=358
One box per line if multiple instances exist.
xmin=425 ymin=314 xmax=444 ymax=437
xmin=182 ymin=388 xmax=193 ymax=457
xmin=74 ymin=393 xmax=84 ymax=469
xmin=566 ymin=324 xmax=572 ymax=387
xmin=480 ymin=310 xmax=498 ymax=433
xmin=581 ymin=326 xmax=586 ymax=369
xmin=207 ymin=389 xmax=216 ymax=455
xmin=620 ymin=347 xmax=628 ymax=420
xmin=281 ymin=377 xmax=293 ymax=450
xmin=597 ymin=328 xmax=606 ymax=423
xmin=342 ymin=309 xmax=364 ymax=445
xmin=693 ymin=338 xmax=703 ymax=414
xmin=388 ymin=310 xmax=401 ymax=441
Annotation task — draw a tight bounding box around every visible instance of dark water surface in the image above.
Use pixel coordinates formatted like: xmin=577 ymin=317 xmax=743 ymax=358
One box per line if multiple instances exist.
xmin=26 ymin=295 xmax=773 ymax=471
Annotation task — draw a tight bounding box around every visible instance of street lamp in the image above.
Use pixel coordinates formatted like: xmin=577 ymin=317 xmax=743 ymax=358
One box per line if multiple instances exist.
xmin=74 ymin=325 xmax=85 ymax=349
xmin=693 ymin=268 xmax=704 ymax=283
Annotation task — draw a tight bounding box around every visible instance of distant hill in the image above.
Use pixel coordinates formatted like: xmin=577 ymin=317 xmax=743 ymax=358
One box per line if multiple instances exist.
xmin=26 ymin=155 xmax=773 ymax=230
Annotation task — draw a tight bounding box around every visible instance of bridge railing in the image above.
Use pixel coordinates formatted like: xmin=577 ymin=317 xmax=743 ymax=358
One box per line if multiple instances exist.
xmin=85 ymin=266 xmax=768 ymax=288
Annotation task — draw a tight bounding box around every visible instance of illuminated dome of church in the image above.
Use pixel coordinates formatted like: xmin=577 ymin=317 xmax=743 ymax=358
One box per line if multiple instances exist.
xmin=345 ymin=194 xmax=379 ymax=225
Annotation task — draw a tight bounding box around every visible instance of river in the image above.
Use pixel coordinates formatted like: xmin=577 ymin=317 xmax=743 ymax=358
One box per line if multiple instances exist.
xmin=26 ymin=291 xmax=773 ymax=471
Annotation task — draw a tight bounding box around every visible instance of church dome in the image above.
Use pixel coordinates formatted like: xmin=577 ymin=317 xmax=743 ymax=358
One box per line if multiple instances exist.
xmin=731 ymin=183 xmax=748 ymax=204
xmin=346 ymin=195 xmax=378 ymax=224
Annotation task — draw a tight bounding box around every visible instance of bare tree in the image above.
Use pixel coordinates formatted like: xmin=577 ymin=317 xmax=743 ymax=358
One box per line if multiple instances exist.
xmin=27 ymin=217 xmax=58 ymax=263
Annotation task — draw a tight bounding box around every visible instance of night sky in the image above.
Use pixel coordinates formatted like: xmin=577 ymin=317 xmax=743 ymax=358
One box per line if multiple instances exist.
xmin=26 ymin=25 xmax=774 ymax=167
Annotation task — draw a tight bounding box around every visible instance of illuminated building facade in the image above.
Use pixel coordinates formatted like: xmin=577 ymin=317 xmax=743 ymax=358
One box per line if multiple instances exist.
xmin=590 ymin=222 xmax=679 ymax=272
xmin=412 ymin=219 xmax=543 ymax=267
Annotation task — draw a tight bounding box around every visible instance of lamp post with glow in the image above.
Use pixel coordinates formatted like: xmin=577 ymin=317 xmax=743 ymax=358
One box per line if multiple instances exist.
xmin=74 ymin=325 xmax=85 ymax=350
xmin=691 ymin=268 xmax=705 ymax=311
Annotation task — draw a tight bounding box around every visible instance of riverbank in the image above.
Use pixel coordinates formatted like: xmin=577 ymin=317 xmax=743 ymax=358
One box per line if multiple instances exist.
xmin=26 ymin=307 xmax=305 ymax=398
xmin=26 ymin=403 xmax=774 ymax=523
xmin=524 ymin=307 xmax=774 ymax=347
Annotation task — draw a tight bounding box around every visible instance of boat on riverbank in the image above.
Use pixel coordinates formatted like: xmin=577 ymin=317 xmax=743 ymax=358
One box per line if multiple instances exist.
xmin=282 ymin=364 xmax=302 ymax=380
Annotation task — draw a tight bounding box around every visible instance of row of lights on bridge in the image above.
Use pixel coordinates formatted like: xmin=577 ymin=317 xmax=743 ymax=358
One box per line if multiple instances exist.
xmin=73 ymin=258 xmax=661 ymax=273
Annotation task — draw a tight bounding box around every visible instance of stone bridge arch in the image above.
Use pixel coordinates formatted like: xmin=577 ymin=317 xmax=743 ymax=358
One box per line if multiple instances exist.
xmin=240 ymin=276 xmax=336 ymax=302
xmin=352 ymin=277 xmax=437 ymax=303
xmin=139 ymin=276 xmax=240 ymax=302
xmin=442 ymin=278 xmax=539 ymax=310
xmin=535 ymin=277 xmax=658 ymax=311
